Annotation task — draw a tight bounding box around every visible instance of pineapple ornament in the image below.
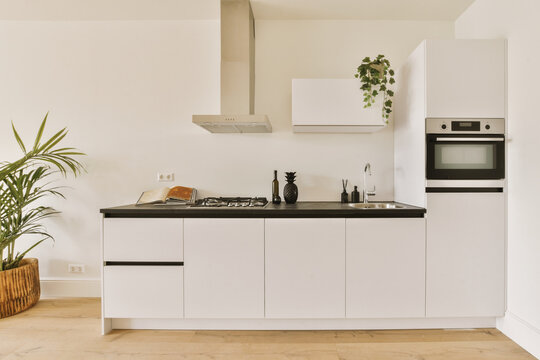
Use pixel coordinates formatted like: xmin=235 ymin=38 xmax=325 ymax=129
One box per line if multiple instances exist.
xmin=283 ymin=172 xmax=298 ymax=204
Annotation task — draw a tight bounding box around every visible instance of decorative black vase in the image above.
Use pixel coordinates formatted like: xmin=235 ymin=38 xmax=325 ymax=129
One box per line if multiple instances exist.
xmin=284 ymin=172 xmax=298 ymax=204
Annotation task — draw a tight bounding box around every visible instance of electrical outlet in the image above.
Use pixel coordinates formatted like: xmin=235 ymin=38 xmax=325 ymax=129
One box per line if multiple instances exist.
xmin=157 ymin=172 xmax=175 ymax=182
xmin=68 ymin=264 xmax=85 ymax=273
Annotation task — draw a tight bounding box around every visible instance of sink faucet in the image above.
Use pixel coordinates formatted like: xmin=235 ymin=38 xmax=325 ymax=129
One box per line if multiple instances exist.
xmin=363 ymin=163 xmax=376 ymax=203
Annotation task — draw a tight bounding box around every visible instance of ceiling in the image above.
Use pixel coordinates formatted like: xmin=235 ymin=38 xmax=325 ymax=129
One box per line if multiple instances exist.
xmin=0 ymin=0 xmax=474 ymax=21
xmin=0 ymin=0 xmax=220 ymax=21
xmin=250 ymin=0 xmax=476 ymax=21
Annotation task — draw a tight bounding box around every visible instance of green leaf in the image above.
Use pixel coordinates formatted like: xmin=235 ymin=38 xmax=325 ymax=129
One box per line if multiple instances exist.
xmin=387 ymin=90 xmax=394 ymax=97
xmin=389 ymin=69 xmax=395 ymax=76
xmin=33 ymin=112 xmax=49 ymax=151
xmin=389 ymin=77 xmax=395 ymax=84
xmin=362 ymin=57 xmax=370 ymax=63
xmin=11 ymin=122 xmax=26 ymax=153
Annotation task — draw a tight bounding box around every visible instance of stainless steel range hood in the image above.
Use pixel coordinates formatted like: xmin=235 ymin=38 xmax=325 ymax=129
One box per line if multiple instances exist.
xmin=193 ymin=0 xmax=271 ymax=133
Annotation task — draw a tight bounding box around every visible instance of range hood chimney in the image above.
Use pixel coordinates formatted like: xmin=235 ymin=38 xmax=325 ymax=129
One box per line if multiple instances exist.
xmin=192 ymin=0 xmax=271 ymax=133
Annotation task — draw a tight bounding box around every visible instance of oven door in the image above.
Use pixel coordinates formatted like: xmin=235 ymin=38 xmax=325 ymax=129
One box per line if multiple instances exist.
xmin=426 ymin=134 xmax=505 ymax=180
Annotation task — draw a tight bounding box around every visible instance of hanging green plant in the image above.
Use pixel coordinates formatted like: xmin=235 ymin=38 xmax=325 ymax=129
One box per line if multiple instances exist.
xmin=354 ymin=54 xmax=395 ymax=123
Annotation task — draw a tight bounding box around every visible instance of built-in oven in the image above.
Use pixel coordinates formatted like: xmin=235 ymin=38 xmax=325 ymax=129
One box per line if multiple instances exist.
xmin=426 ymin=118 xmax=505 ymax=180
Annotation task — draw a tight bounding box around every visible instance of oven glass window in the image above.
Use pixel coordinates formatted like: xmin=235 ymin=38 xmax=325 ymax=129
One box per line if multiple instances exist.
xmin=434 ymin=144 xmax=495 ymax=169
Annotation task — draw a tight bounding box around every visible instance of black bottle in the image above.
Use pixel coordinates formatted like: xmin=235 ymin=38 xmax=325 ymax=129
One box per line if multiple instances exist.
xmin=341 ymin=179 xmax=349 ymax=203
xmin=272 ymin=170 xmax=281 ymax=204
xmin=351 ymin=186 xmax=360 ymax=203
xmin=341 ymin=191 xmax=349 ymax=203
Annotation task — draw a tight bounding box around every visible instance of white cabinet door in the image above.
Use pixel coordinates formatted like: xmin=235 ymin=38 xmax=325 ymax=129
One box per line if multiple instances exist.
xmin=346 ymin=218 xmax=426 ymax=318
xmin=184 ymin=219 xmax=264 ymax=318
xmin=426 ymin=192 xmax=505 ymax=317
xmin=104 ymin=218 xmax=183 ymax=262
xmin=426 ymin=40 xmax=505 ymax=118
xmin=265 ymin=219 xmax=346 ymax=318
xmin=103 ymin=266 xmax=183 ymax=318
xmin=292 ymin=79 xmax=386 ymax=132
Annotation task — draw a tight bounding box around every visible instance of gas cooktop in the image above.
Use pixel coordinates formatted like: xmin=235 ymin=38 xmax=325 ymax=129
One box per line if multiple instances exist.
xmin=192 ymin=197 xmax=269 ymax=208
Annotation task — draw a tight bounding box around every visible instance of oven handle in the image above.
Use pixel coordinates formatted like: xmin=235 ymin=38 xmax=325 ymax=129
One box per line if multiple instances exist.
xmin=435 ymin=137 xmax=505 ymax=142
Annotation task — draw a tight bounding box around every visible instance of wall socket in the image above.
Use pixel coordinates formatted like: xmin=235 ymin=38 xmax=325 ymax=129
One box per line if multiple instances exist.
xmin=157 ymin=172 xmax=175 ymax=182
xmin=68 ymin=264 xmax=86 ymax=273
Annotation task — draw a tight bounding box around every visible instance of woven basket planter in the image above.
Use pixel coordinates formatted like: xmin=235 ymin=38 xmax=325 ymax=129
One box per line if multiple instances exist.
xmin=0 ymin=258 xmax=40 ymax=318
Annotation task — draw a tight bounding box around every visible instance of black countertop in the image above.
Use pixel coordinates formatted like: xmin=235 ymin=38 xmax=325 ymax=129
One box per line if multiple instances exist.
xmin=100 ymin=201 xmax=426 ymax=218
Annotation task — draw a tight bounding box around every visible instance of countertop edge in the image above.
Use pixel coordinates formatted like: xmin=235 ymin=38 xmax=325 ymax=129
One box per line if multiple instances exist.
xmin=99 ymin=202 xmax=426 ymax=218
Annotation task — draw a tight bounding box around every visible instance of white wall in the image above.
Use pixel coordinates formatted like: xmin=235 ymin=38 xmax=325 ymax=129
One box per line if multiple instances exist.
xmin=0 ymin=19 xmax=453 ymax=288
xmin=456 ymin=2 xmax=540 ymax=358
xmin=0 ymin=20 xmax=220 ymax=284
xmin=255 ymin=20 xmax=453 ymax=200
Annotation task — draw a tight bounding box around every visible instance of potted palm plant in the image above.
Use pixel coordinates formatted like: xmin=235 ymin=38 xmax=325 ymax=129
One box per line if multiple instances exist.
xmin=0 ymin=113 xmax=84 ymax=318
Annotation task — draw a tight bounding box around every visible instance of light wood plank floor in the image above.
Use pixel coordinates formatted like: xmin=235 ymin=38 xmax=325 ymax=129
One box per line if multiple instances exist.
xmin=0 ymin=298 xmax=535 ymax=360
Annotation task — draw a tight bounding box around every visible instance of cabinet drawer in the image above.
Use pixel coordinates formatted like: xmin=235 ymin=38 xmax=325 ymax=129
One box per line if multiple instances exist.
xmin=103 ymin=265 xmax=183 ymax=318
xmin=104 ymin=218 xmax=183 ymax=261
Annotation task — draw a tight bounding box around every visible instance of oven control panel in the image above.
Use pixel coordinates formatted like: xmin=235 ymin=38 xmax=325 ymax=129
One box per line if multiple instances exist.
xmin=426 ymin=118 xmax=505 ymax=134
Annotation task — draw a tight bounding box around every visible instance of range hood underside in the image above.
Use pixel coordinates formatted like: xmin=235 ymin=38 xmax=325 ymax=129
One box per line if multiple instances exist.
xmin=193 ymin=114 xmax=271 ymax=133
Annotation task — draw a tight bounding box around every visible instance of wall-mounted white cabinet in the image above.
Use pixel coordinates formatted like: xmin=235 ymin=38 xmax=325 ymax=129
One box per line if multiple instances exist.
xmin=425 ymin=40 xmax=505 ymax=119
xmin=346 ymin=218 xmax=426 ymax=318
xmin=264 ymin=218 xmax=346 ymax=318
xmin=292 ymin=79 xmax=386 ymax=133
xmin=183 ymin=219 xmax=264 ymax=318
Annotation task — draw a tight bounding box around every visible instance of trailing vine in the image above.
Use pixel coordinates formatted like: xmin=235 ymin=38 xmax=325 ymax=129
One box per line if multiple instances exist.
xmin=354 ymin=55 xmax=395 ymax=123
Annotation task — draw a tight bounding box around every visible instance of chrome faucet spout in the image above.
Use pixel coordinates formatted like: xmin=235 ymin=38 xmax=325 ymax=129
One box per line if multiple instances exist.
xmin=364 ymin=163 xmax=371 ymax=175
xmin=363 ymin=162 xmax=376 ymax=203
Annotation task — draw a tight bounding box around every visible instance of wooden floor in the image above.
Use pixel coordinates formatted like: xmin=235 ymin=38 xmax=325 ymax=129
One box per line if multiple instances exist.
xmin=0 ymin=298 xmax=534 ymax=360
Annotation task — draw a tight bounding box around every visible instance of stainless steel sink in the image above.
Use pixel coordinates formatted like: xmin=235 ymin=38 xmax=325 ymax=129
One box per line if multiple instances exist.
xmin=348 ymin=203 xmax=405 ymax=209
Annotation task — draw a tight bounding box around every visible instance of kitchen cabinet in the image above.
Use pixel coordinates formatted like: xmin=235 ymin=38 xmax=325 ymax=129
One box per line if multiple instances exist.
xmin=102 ymin=218 xmax=184 ymax=319
xmin=425 ymin=40 xmax=505 ymax=118
xmin=346 ymin=218 xmax=426 ymax=318
xmin=104 ymin=218 xmax=183 ymax=262
xmin=394 ymin=39 xmax=506 ymax=205
xmin=292 ymin=79 xmax=386 ymax=133
xmin=103 ymin=265 xmax=183 ymax=318
xmin=265 ymin=218 xmax=346 ymax=318
xmin=426 ymin=192 xmax=505 ymax=317
xmin=183 ymin=218 xmax=264 ymax=318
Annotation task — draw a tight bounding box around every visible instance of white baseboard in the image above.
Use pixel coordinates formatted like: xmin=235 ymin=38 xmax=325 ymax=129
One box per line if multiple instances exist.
xmin=40 ymin=278 xmax=101 ymax=298
xmin=109 ymin=317 xmax=496 ymax=332
xmin=497 ymin=312 xmax=540 ymax=359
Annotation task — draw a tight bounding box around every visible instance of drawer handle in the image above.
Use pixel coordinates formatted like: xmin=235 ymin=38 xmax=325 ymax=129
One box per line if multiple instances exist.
xmin=104 ymin=261 xmax=183 ymax=266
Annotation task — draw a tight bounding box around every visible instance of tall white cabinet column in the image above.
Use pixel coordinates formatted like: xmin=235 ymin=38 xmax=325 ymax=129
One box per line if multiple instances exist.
xmin=394 ymin=39 xmax=507 ymax=319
